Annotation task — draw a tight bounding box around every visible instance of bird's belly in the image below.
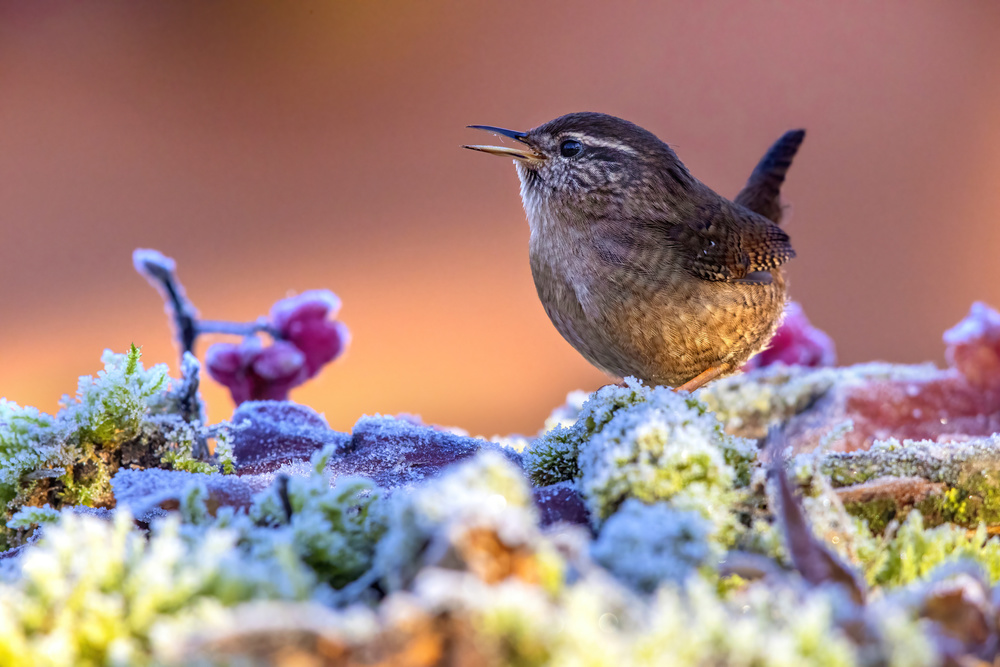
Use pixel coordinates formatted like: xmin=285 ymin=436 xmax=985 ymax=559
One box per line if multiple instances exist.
xmin=534 ymin=260 xmax=787 ymax=386
xmin=614 ymin=275 xmax=788 ymax=385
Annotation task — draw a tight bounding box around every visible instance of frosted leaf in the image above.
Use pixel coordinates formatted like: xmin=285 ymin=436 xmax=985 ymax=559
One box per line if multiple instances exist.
xmin=332 ymin=415 xmax=521 ymax=489
xmin=229 ymin=401 xmax=349 ymax=475
xmin=112 ymin=468 xmax=271 ymax=521
xmin=532 ymin=481 xmax=590 ymax=527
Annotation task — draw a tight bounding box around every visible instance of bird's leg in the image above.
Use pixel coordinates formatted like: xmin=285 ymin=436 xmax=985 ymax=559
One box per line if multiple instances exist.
xmin=674 ymin=365 xmax=728 ymax=393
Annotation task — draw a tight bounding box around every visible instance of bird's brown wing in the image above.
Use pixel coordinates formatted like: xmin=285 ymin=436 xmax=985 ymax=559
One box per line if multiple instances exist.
xmin=668 ymin=202 xmax=795 ymax=282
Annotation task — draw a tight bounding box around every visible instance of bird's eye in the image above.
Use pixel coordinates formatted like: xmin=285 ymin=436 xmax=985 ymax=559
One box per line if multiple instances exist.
xmin=559 ymin=139 xmax=583 ymax=158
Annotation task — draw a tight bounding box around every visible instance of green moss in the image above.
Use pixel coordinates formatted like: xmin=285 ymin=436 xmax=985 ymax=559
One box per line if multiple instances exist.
xmin=843 ymin=497 xmax=899 ymax=535
xmin=0 ymin=400 xmax=60 ymax=510
xmin=859 ymin=511 xmax=1000 ymax=588
xmin=213 ymin=428 xmax=237 ymax=475
xmin=67 ymin=344 xmax=169 ymax=447
xmin=575 ymin=384 xmax=755 ymax=550
xmin=5 ymin=504 xmax=60 ymax=530
xmin=251 ymin=448 xmax=388 ymax=590
xmin=524 ymin=378 xmax=756 ymax=504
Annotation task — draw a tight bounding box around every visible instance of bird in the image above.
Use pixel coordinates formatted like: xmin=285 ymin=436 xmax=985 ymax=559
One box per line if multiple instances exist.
xmin=464 ymin=112 xmax=805 ymax=393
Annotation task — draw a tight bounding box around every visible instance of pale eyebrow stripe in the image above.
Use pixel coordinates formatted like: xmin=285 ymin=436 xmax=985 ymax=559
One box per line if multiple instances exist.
xmin=561 ymin=132 xmax=639 ymax=154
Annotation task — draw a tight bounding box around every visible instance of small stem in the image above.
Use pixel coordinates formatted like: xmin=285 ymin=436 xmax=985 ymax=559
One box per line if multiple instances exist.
xmin=134 ymin=249 xmax=283 ymax=372
xmin=276 ymin=474 xmax=293 ymax=523
xmin=162 ymin=278 xmax=198 ymax=356
xmin=133 ymin=250 xmax=198 ymax=364
xmin=197 ymin=319 xmax=282 ymax=340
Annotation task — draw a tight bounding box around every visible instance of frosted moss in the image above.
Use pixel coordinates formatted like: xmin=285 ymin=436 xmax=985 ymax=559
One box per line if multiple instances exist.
xmin=528 ymin=377 xmax=755 ymax=496
xmin=0 ymin=448 xmax=388 ymax=665
xmin=0 ymin=347 xmax=232 ymax=549
xmin=575 ymin=383 xmax=755 ymax=539
xmin=0 ymin=435 xmax=951 ymax=667
xmin=813 ymin=435 xmax=1000 ymax=528
xmin=525 ymin=379 xmax=651 ymax=486
xmin=407 ymin=570 xmax=933 ymax=667
xmin=698 ymin=362 xmax=943 ymax=440
xmin=373 ymin=450 xmax=553 ymax=592
xmin=592 ymin=499 xmax=717 ymax=593
xmin=0 ymin=400 xmax=60 ymax=509
xmin=249 ymin=446 xmax=387 ymax=589
xmin=698 ymin=364 xmax=839 ymax=438
xmin=857 ymin=510 xmax=1000 ymax=588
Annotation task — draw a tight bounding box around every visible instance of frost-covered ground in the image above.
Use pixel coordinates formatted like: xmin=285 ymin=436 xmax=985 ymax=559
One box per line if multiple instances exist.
xmin=6 ymin=303 xmax=1000 ymax=665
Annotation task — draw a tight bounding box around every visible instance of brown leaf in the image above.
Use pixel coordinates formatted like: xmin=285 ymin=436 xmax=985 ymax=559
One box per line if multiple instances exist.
xmin=773 ymin=458 xmax=866 ymax=604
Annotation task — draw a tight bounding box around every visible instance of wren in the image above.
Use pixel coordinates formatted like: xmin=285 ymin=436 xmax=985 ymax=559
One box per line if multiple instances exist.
xmin=464 ymin=112 xmax=804 ymax=392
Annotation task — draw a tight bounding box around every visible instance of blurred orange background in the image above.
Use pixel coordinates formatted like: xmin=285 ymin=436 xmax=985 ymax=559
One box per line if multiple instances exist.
xmin=2 ymin=1 xmax=999 ymax=436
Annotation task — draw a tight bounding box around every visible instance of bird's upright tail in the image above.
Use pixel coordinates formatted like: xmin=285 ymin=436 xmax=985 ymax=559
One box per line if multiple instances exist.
xmin=734 ymin=129 xmax=806 ymax=225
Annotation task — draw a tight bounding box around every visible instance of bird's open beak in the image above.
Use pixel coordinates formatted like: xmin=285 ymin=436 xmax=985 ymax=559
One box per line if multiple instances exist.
xmin=463 ymin=125 xmax=545 ymax=163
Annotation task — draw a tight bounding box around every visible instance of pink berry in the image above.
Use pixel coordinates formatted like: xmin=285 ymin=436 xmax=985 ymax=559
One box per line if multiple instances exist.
xmin=944 ymin=302 xmax=1000 ymax=391
xmin=206 ymin=338 xmax=308 ymax=404
xmin=269 ymin=290 xmax=349 ymax=377
xmin=744 ymin=302 xmax=836 ymax=371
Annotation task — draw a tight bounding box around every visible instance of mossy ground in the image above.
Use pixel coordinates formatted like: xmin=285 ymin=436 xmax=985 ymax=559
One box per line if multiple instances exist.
xmin=2 ymin=360 xmax=1000 ymax=665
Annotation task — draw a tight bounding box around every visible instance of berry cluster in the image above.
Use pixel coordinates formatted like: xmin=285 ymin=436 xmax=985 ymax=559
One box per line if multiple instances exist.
xmin=134 ymin=249 xmax=348 ymax=405
xmin=205 ymin=291 xmax=349 ymax=403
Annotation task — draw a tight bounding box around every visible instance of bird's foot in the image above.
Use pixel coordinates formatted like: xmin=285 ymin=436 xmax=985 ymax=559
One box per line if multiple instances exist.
xmin=674 ymin=366 xmax=727 ymax=393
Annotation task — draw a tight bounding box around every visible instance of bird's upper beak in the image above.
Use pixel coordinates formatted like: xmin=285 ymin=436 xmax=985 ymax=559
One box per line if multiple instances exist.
xmin=463 ymin=125 xmax=545 ymax=163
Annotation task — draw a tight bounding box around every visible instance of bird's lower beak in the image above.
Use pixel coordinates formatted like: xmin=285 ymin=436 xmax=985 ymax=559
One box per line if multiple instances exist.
xmin=463 ymin=125 xmax=545 ymax=163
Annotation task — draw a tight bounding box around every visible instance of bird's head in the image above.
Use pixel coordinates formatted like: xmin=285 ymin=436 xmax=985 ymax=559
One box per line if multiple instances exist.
xmin=464 ymin=112 xmax=693 ymax=220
